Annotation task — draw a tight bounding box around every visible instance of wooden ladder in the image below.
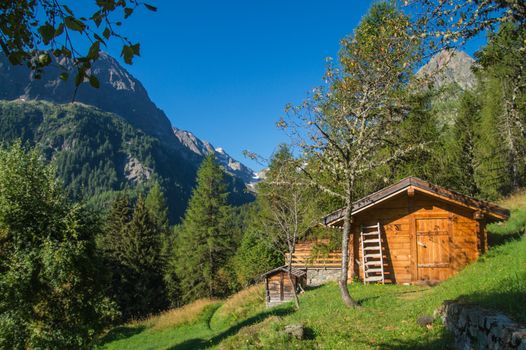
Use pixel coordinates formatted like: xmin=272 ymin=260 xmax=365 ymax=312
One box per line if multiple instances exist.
xmin=360 ymin=222 xmax=385 ymax=284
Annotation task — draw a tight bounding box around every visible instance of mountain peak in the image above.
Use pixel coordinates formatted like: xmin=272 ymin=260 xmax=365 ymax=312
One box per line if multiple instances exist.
xmin=417 ymin=49 xmax=476 ymax=90
xmin=173 ymin=127 xmax=256 ymax=184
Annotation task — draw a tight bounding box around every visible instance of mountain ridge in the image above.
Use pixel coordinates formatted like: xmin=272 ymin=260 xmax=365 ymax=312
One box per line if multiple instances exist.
xmin=0 ymin=52 xmax=255 ymax=186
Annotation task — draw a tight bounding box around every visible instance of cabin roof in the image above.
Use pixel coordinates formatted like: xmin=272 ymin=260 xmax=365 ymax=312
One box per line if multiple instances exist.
xmin=261 ymin=265 xmax=306 ymax=278
xmin=322 ymin=177 xmax=510 ymax=226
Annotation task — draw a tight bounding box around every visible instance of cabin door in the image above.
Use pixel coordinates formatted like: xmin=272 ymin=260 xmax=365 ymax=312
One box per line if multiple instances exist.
xmin=415 ymin=217 xmax=451 ymax=282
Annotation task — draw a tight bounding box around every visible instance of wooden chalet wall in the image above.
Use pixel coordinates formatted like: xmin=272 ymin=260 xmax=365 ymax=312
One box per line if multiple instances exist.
xmin=289 ymin=240 xmax=342 ymax=269
xmin=350 ymin=190 xmax=485 ymax=284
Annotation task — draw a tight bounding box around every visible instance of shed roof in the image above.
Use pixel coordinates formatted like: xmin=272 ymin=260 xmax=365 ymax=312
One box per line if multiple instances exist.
xmin=261 ymin=265 xmax=306 ymax=278
xmin=322 ymin=177 xmax=510 ymax=226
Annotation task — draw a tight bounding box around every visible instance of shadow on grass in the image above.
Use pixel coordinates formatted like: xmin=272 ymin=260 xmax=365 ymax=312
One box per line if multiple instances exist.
xmin=97 ymin=325 xmax=147 ymax=345
xmin=376 ymin=328 xmax=455 ymax=350
xmin=488 ymin=230 xmax=523 ymax=246
xmin=167 ymin=306 xmax=295 ymax=350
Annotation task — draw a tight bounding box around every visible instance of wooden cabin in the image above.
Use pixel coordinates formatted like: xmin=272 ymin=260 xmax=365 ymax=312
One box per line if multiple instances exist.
xmin=262 ymin=266 xmax=306 ymax=307
xmin=301 ymin=177 xmax=509 ymax=285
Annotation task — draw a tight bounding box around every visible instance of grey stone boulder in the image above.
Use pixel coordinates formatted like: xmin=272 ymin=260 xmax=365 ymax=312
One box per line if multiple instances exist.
xmin=284 ymin=323 xmax=304 ymax=340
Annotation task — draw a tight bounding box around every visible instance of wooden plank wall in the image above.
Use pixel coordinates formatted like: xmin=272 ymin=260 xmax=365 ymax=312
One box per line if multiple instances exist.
xmin=352 ymin=195 xmax=412 ymax=284
xmin=351 ymin=191 xmax=482 ymax=284
xmin=286 ymin=190 xmax=484 ymax=285
xmin=289 ymin=240 xmax=342 ymax=268
xmin=266 ymin=272 xmax=298 ymax=303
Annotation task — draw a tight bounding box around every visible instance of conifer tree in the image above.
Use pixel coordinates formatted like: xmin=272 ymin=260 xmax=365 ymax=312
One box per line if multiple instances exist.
xmin=447 ymin=91 xmax=482 ymax=197
xmin=124 ymin=194 xmax=166 ymax=315
xmin=173 ymin=154 xmax=234 ymax=302
xmin=101 ymin=194 xmax=166 ymax=319
xmin=145 ymin=181 xmax=172 ymax=259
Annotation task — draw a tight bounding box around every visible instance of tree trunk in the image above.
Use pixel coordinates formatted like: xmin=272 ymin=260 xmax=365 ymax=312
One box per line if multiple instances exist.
xmin=339 ymin=204 xmax=359 ymax=308
xmin=288 ymin=252 xmax=300 ymax=309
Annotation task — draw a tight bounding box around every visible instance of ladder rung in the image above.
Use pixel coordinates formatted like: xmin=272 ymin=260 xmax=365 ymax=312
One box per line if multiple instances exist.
xmin=365 ymin=268 xmax=383 ymax=273
xmin=364 ymin=276 xmax=384 ymax=282
xmin=361 ymin=222 xmax=385 ymax=285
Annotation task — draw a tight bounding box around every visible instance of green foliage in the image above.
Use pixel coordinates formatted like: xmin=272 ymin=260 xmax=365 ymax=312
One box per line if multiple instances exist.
xmin=0 ymin=142 xmax=118 ymax=350
xmin=97 ymin=231 xmax=526 ymax=349
xmin=0 ymin=100 xmax=254 ymax=223
xmin=443 ymin=91 xmax=482 ymax=196
xmin=233 ymin=203 xmax=283 ymax=287
xmin=0 ymin=100 xmax=196 ymax=222
xmin=172 ymin=155 xmax=237 ymax=303
xmin=99 ymin=193 xmax=166 ymax=320
xmin=0 ymin=0 xmax=155 ymax=83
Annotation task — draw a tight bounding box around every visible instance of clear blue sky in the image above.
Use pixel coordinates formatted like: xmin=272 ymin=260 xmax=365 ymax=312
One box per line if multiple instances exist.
xmin=92 ymin=0 xmax=484 ymax=171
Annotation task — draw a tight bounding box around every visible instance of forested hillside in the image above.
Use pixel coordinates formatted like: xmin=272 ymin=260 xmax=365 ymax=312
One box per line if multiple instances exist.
xmin=0 ymin=100 xmax=252 ymax=221
xmin=0 ymin=1 xmax=525 ymax=349
xmin=0 ymin=50 xmax=256 ymax=221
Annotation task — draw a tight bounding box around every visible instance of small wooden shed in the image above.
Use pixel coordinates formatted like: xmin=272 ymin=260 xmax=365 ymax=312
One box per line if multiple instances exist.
xmin=318 ymin=177 xmax=509 ymax=284
xmin=262 ymin=266 xmax=306 ymax=307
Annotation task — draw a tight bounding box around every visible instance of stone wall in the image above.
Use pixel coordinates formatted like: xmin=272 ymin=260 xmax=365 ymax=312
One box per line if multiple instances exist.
xmin=305 ymin=268 xmax=340 ymax=286
xmin=435 ymin=301 xmax=526 ymax=350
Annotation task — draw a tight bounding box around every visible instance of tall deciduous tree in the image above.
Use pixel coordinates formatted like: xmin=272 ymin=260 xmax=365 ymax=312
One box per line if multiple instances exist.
xmin=256 ymin=145 xmax=319 ymax=308
xmin=0 ymin=142 xmax=118 ymax=349
xmin=173 ymin=154 xmax=234 ymax=302
xmin=406 ymin=0 xmax=525 ymax=51
xmin=280 ymin=2 xmax=422 ymax=307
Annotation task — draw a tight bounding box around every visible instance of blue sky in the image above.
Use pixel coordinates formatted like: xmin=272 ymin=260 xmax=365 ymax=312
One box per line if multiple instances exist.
xmin=92 ymin=0 xmax=484 ymax=171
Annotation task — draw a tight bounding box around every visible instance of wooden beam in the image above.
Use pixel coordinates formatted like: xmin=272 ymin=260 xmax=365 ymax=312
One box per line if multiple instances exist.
xmin=407 ymin=186 xmax=415 ymax=198
xmin=473 ymin=211 xmax=484 ymax=220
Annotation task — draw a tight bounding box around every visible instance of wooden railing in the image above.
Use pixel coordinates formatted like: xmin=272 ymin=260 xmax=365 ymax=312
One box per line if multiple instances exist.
xmin=287 ymin=241 xmax=342 ymax=268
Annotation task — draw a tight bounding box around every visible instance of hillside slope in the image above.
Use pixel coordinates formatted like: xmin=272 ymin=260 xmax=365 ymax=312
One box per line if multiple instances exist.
xmin=0 ymin=53 xmax=256 ymax=220
xmin=0 ymin=100 xmax=252 ymax=221
xmin=96 ymin=195 xmax=526 ymax=349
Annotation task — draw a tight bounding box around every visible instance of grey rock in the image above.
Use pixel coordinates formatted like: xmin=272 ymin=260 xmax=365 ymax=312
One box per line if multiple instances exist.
xmin=173 ymin=127 xmax=257 ymax=185
xmin=284 ymin=323 xmax=304 ymax=340
xmin=417 ymin=315 xmax=434 ymax=328
xmin=416 ymin=49 xmax=477 ymax=91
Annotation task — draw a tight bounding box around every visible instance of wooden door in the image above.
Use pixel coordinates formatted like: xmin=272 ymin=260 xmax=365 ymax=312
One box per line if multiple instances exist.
xmin=415 ymin=217 xmax=451 ymax=281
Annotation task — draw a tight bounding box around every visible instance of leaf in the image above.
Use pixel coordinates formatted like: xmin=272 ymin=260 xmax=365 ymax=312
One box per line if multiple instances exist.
xmin=144 ymin=4 xmax=158 ymax=12
xmin=74 ymin=71 xmax=84 ymax=87
xmin=55 ymin=23 xmax=64 ymax=37
xmin=131 ymin=43 xmax=140 ymax=56
xmin=124 ymin=7 xmax=134 ymax=19
xmin=64 ymin=16 xmax=86 ymax=32
xmin=103 ymin=27 xmax=111 ymax=40
xmin=38 ymin=24 xmax=55 ymax=45
xmin=121 ymin=45 xmax=134 ymax=64
xmin=89 ymin=75 xmax=100 ymax=88
xmin=8 ymin=52 xmax=24 ymax=65
xmin=88 ymin=41 xmax=100 ymax=60
xmin=92 ymin=12 xmax=103 ymax=27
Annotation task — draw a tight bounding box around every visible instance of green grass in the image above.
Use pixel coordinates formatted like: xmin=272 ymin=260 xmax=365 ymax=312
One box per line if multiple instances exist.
xmin=97 ymin=198 xmax=526 ymax=350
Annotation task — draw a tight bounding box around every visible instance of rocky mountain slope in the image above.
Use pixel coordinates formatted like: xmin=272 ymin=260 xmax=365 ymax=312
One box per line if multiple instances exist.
xmin=0 ymin=53 xmax=255 ymax=220
xmin=416 ymin=49 xmax=476 ymax=90
xmin=173 ymin=127 xmax=256 ymax=184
